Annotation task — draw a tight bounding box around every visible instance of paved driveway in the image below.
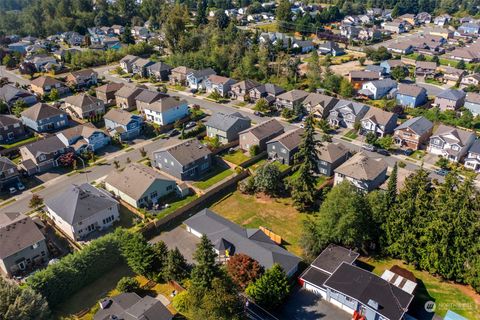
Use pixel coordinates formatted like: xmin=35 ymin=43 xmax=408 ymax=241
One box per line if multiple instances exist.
xmin=276 ymin=287 xmax=350 ymax=320
xmin=149 ymin=226 xmax=200 ymax=264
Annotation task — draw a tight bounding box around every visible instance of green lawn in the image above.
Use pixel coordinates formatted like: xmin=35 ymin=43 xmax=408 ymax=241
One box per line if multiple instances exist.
xmin=272 ymin=160 xmax=290 ymax=173
xmin=222 ymin=150 xmax=250 ymax=166
xmin=114 ymin=205 xmax=137 ymax=229
xmin=287 ymin=170 xmax=329 ymax=188
xmin=155 ymin=194 xmax=198 ymax=219
xmin=344 ymin=129 xmax=358 ymax=140
xmin=0 ymin=136 xmax=38 ymax=149
xmin=359 ymin=257 xmax=479 ymax=319
xmin=256 ymin=22 xmax=278 ymax=32
xmin=409 ymin=150 xmax=425 ymax=161
xmin=193 ymin=168 xmax=234 ymax=190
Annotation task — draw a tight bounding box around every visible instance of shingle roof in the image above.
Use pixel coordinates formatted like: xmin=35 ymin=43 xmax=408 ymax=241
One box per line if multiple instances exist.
xmin=94 ymin=293 xmax=172 ymax=320
xmin=466 ymin=92 xmax=480 ymax=104
xmin=171 ymin=66 xmax=194 ymax=75
xmin=437 ymin=89 xmax=466 ymax=101
xmin=21 ymin=135 xmax=67 ymax=156
xmin=189 ymin=68 xmax=216 ymax=78
xmin=95 ymin=82 xmax=124 ymax=94
xmin=114 ymin=85 xmax=143 ymax=99
xmin=362 ymin=107 xmax=396 ymax=126
xmin=0 ymin=115 xmax=22 ymax=127
xmin=231 ymin=79 xmax=261 ymax=91
xmin=277 ymin=89 xmax=309 ymax=102
xmin=334 ymin=152 xmax=387 ymax=180
xmin=316 ymin=142 xmax=349 ymax=163
xmin=267 ymin=128 xmax=303 ymax=151
xmin=45 ymin=183 xmax=118 ymax=225
xmin=239 ymin=119 xmax=284 ymax=140
xmin=69 ymin=68 xmax=97 ymax=79
xmin=147 ymin=61 xmax=172 ymax=73
xmin=207 ymin=74 xmax=235 ymax=85
xmin=0 ymin=212 xmax=45 ymax=259
xmin=0 ymin=84 xmax=34 ymax=104
xmin=57 ymin=123 xmax=103 ymax=140
xmin=310 ymin=244 xmax=359 ymax=274
xmin=30 ymin=76 xmax=63 ymax=88
xmin=156 ymin=138 xmax=212 ymax=166
xmin=104 ymin=163 xmax=175 ymax=201
xmin=65 ymin=93 xmax=102 ymax=108
xmin=397 ymin=84 xmax=426 ymax=97
xmin=146 ymin=97 xmax=187 ymax=113
xmin=206 ymin=112 xmax=250 ymax=132
xmin=104 ymin=109 xmax=136 ymax=126
xmin=415 ymin=61 xmax=437 ymax=70
xmin=469 ymin=140 xmax=480 ymax=155
xmin=349 ymin=71 xmax=381 ymax=80
xmin=367 ymin=79 xmax=397 ymax=90
xmin=302 ymin=93 xmax=338 ymax=109
xmin=119 ymin=55 xmax=138 ymax=63
xmin=21 ymin=103 xmax=66 ymax=121
xmin=0 ymin=157 xmax=17 ymax=174
xmin=432 ymin=124 xmax=475 ymax=147
xmin=395 ymin=116 xmax=433 ymax=136
xmin=184 ymin=209 xmax=301 ymax=273
xmin=135 ymin=89 xmax=164 ymax=104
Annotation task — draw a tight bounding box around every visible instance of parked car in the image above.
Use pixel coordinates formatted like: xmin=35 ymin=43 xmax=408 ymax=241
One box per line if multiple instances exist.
xmin=254 ymin=111 xmax=264 ymax=117
xmin=362 ymin=144 xmax=377 ymax=152
xmin=9 ymin=187 xmax=16 ymax=194
xmin=168 ymin=129 xmax=180 ymax=137
xmin=185 ymin=121 xmax=196 ymax=129
xmin=377 ymin=149 xmax=390 ymax=156
xmin=16 ymin=182 xmax=25 ymax=191
xmin=403 ymin=149 xmax=414 ymax=156
xmin=435 ymin=169 xmax=449 ymax=176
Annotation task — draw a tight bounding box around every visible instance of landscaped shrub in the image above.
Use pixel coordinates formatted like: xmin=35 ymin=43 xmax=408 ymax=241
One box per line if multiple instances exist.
xmin=116 ymin=277 xmax=140 ymax=293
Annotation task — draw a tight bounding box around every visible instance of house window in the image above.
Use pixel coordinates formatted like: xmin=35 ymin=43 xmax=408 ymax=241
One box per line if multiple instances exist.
xmin=39 ymin=154 xmax=46 ymax=161
xmin=281 ymin=148 xmax=287 ymax=154
xmin=151 ymin=191 xmax=158 ymax=198
xmin=272 ymin=145 xmax=276 ymax=150
xmin=166 ymin=185 xmax=173 ymax=191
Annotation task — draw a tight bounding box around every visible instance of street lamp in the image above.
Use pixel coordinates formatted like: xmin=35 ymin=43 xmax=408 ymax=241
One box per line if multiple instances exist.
xmin=76 ymin=156 xmax=88 ymax=183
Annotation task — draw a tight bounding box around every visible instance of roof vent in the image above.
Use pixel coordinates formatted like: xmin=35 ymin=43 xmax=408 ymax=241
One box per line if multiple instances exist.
xmin=367 ymin=299 xmax=379 ymax=310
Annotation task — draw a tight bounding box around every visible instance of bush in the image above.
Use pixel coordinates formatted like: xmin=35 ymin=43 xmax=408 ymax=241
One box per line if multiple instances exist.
xmin=436 ymin=156 xmax=450 ymax=169
xmin=238 ymin=176 xmax=255 ymax=194
xmin=116 ymin=277 xmax=140 ymax=293
xmin=249 ymin=145 xmax=260 ymax=156
xmin=172 ymin=290 xmax=190 ymax=313
xmin=398 ymin=161 xmax=406 ymax=168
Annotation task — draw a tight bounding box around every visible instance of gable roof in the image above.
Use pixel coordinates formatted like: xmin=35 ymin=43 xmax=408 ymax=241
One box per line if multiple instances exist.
xmin=184 ymin=209 xmax=301 ymax=273
xmin=21 ymin=135 xmax=67 ymax=156
xmin=135 ymin=89 xmax=164 ymax=104
xmin=0 ymin=84 xmax=34 ymax=104
xmin=206 ymin=112 xmax=250 ymax=132
xmin=57 ymin=124 xmax=103 ymax=140
xmin=395 ymin=116 xmax=433 ymax=136
xmin=114 ymin=85 xmax=143 ymax=99
xmin=207 ymin=74 xmax=235 ymax=85
xmin=0 ymin=212 xmax=45 ymax=259
xmin=366 ymin=79 xmax=397 ymax=90
xmin=94 ymin=293 xmax=172 ymax=320
xmin=267 ymin=128 xmax=303 ymax=151
xmin=415 ymin=61 xmax=437 ymax=70
xmin=0 ymin=114 xmax=22 ymax=127
xmin=155 ymin=138 xmax=212 ymax=166
xmin=171 ymin=66 xmax=194 ymax=75
xmin=104 ymin=109 xmax=137 ymax=126
xmin=30 ymin=76 xmax=64 ymax=88
xmin=362 ymin=107 xmax=396 ymax=126
xmin=147 ymin=97 xmax=187 ymax=113
xmin=147 ymin=61 xmax=172 ymax=73
xmin=253 ymin=83 xmax=285 ymax=96
xmin=303 ymin=93 xmax=339 ymax=109
xmin=21 ymin=103 xmax=66 ymax=121
xmin=189 ymin=68 xmax=216 ymax=78
xmin=466 ymin=92 xmax=480 ymax=105
xmin=231 ymin=79 xmax=261 ymax=91
xmin=317 ymin=142 xmax=349 ymax=163
xmin=432 ymin=124 xmax=474 ymax=147
xmin=65 ymin=93 xmax=102 ymax=108
xmin=45 ymin=183 xmax=117 ymax=225
xmin=68 ymin=68 xmax=97 ymax=79
xmin=397 ymin=83 xmax=426 ymax=97
xmin=95 ymin=82 xmax=124 ymax=94
xmin=332 ymin=100 xmax=370 ymax=116
xmin=310 ymin=244 xmax=359 ymax=274
xmin=0 ymin=156 xmax=17 ymax=173
xmin=105 ymin=163 xmax=175 ymax=201
xmin=335 ymin=152 xmax=387 ymax=180
xmin=277 ymin=89 xmax=309 ymax=102
xmin=437 ymin=89 xmax=466 ymax=101
xmin=239 ymin=119 xmax=284 ymax=140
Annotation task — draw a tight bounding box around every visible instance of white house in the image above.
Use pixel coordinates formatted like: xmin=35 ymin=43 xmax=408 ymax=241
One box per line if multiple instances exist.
xmin=143 ymin=97 xmax=189 ymax=126
xmin=427 ymin=124 xmax=476 ymax=162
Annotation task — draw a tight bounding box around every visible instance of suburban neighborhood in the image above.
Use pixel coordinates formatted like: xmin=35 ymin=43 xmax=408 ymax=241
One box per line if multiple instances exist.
xmin=0 ymin=0 xmax=479 ymax=320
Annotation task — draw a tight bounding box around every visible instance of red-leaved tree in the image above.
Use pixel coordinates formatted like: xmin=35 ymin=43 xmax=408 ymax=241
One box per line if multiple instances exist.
xmin=226 ymin=253 xmax=264 ymax=290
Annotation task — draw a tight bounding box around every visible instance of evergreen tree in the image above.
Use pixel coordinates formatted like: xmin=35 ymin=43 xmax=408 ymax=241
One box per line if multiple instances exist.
xmin=121 ymin=26 xmax=135 ymax=44
xmin=276 ymin=0 xmax=292 ymax=32
xmin=163 ymin=247 xmax=189 ymax=282
xmin=152 ymin=241 xmax=169 ymax=281
xmin=196 ymin=0 xmax=207 ymax=26
xmin=190 ymin=235 xmax=219 ymax=291
xmin=306 ymin=50 xmax=322 ymax=90
xmin=386 ymin=162 xmax=398 ymax=208
xmin=246 ymin=264 xmax=290 ymax=309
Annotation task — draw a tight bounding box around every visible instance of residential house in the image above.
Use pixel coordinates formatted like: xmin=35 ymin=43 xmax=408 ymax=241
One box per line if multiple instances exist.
xmin=386 ymin=42 xmax=414 ymax=54
xmin=349 ymin=71 xmax=381 ymax=90
xmin=0 ymin=212 xmax=48 ymax=277
xmin=434 ymin=89 xmax=466 ymax=111
xmin=0 ymin=84 xmax=37 ymax=107
xmin=114 ymin=86 xmax=144 ymax=111
xmin=302 ymin=93 xmax=339 ymax=119
xmin=426 ymin=26 xmax=454 ymax=39
xmin=105 ymin=163 xmax=178 ymax=209
xmin=239 ymin=119 xmax=284 ymax=154
xmin=266 ymin=128 xmax=303 ymax=165
xmin=360 ymin=107 xmax=398 ymax=137
xmin=94 ymin=293 xmax=173 ymax=320
xmin=334 ymin=152 xmax=388 ymax=191
xmin=131 ymin=58 xmax=154 ymax=78
xmin=153 ymin=138 xmax=212 ymax=181
xmin=30 ymin=76 xmax=68 ymax=96
xmin=439 ymin=66 xmax=466 ymax=83
xmin=0 ymin=115 xmax=28 ymax=144
xmin=382 ymin=21 xmax=406 ymax=33
xmin=428 ymin=124 xmax=476 ymax=162
xmin=357 ymin=28 xmax=382 ymax=42
xmin=169 ymin=66 xmax=194 ymax=86
xmin=56 ymin=124 xmax=110 ymax=153
xmin=45 ymin=183 xmax=119 ymax=241
xmin=104 ymin=109 xmax=143 ymax=141
xmin=95 ymin=83 xmax=124 ymax=106
xmin=464 ymin=140 xmax=480 ymax=172
xmin=396 ymin=84 xmax=428 ymax=108
xmin=447 ymin=46 xmax=480 ymax=62
xmin=131 ymin=26 xmax=149 ymax=39
xmin=364 ymin=65 xmax=386 ymax=75
xmin=19 ymin=136 xmax=73 ymax=175
xmin=64 ymin=94 xmax=105 ymax=120
xmin=317 ymin=41 xmax=344 ymax=56
xmin=186 ymin=68 xmax=216 ymax=90
xmin=185 ymin=209 xmax=301 ymax=277
xmin=340 ymin=25 xmax=360 ymax=39
xmin=23 ymin=54 xmax=57 ymax=72
xmin=205 ymin=75 xmax=237 ymax=97
xmin=0 ymin=157 xmax=20 ymax=190
xmin=229 ymin=80 xmax=261 ymax=101
xmin=464 ymin=92 xmax=480 ymax=116
xmin=434 ymin=14 xmax=452 ymax=26
xmin=145 ymin=62 xmax=172 ymax=82
xmin=275 ymin=90 xmax=309 ymax=109
xmin=135 ymin=89 xmax=165 ymax=113
xmin=415 ymin=61 xmax=437 ymax=78
xmin=461 ymin=73 xmax=480 ymax=86
xmin=205 ymin=112 xmax=251 ymax=144
xmin=292 ymin=40 xmax=315 ymax=53
xmin=21 ymin=103 xmax=68 ymax=132
xmin=328 ymin=101 xmax=370 ymax=129
xmin=398 ymin=13 xmax=417 ymax=26
xmin=8 ymin=42 xmax=30 ymax=54
xmin=65 ymin=69 xmax=98 ymax=88
xmin=359 ymin=79 xmax=397 ymax=100
xmin=458 ymin=23 xmax=480 ymax=35
xmin=143 ymin=97 xmax=189 ymax=126
xmin=119 ymin=55 xmax=139 ymax=73
xmin=316 ymin=143 xmax=350 ymax=176
xmin=248 ymin=83 xmax=285 ymax=103
xmin=394 ymin=116 xmax=433 ymax=150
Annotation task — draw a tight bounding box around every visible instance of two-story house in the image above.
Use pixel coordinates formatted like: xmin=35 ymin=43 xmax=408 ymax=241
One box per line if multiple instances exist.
xmin=275 ymin=90 xmax=309 ymax=109
xmin=132 ymin=58 xmax=155 ymax=78
xmin=248 ymin=83 xmax=285 ymax=104
xmin=146 ymin=62 xmax=172 ymax=81
xmin=21 ymin=103 xmax=68 ymax=132
xmin=19 ymin=136 xmax=73 ymax=175
xmin=229 ymin=80 xmax=261 ymax=101
xmin=45 ymin=183 xmax=119 ymax=241
xmin=415 ymin=61 xmax=437 ymax=78
xmin=153 ymin=139 xmax=213 ymax=180
xmin=114 ymin=86 xmax=144 ymax=111
xmin=205 ymin=75 xmax=237 ymax=97
xmin=379 ymin=60 xmax=406 ymax=75
xmin=334 ymin=152 xmax=388 ymax=192
xmin=328 ymin=101 xmax=370 ymax=129
xmin=0 ymin=84 xmax=37 ymax=107
xmin=434 ymin=89 xmax=466 ymax=111
xmin=187 ymin=68 xmax=216 ymax=90
xmin=316 ymin=143 xmax=350 ymax=176
xmin=395 ymin=84 xmax=428 ymax=108
xmin=360 ymin=107 xmax=398 ymax=137
xmin=0 ymin=212 xmax=49 ymax=277
xmin=135 ymin=89 xmax=165 ymax=113
xmin=303 ymin=93 xmax=339 ymax=119
xmin=143 ymin=97 xmax=189 ymax=126
xmin=382 ymin=21 xmax=406 ymax=33
xmin=461 ymin=73 xmax=480 ymax=86
xmin=95 ymin=82 xmax=124 ymax=107
xmin=464 ymin=140 xmax=480 ymax=172
xmin=317 ymin=41 xmax=345 ymax=56
xmin=464 ymin=92 xmax=480 ymax=116
xmin=359 ymin=79 xmax=397 ymax=100
xmin=65 ymin=69 xmax=98 ymax=88
xmin=0 ymin=115 xmax=28 ymax=144
xmin=206 ymin=112 xmax=251 ymax=144
xmin=394 ymin=116 xmax=433 ymax=150
xmin=266 ymin=128 xmax=303 ymax=165
xmin=169 ymin=66 xmax=194 ymax=86
xmin=56 ymin=124 xmax=110 ymax=153
xmin=349 ymin=71 xmax=381 ymax=90
xmin=0 ymin=157 xmax=20 ymax=190
xmin=119 ymin=55 xmax=139 ymax=73
xmin=104 ymin=109 xmax=144 ymax=141
xmin=64 ymin=93 xmax=105 ymax=120
xmin=239 ymin=119 xmax=284 ymax=154
xmin=428 ymin=124 xmax=476 ymax=162
xmin=30 ymin=76 xmax=68 ymax=96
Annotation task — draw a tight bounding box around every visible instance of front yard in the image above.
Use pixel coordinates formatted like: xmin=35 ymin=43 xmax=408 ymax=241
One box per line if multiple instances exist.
xmin=409 ymin=150 xmax=426 ymax=161
xmin=343 ymin=129 xmax=358 ymax=140
xmin=193 ymin=167 xmax=234 ymax=190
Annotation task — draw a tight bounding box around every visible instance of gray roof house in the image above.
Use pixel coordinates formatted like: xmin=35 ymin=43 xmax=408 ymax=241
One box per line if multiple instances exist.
xmin=19 ymin=136 xmax=73 ymax=175
xmin=334 ymin=152 xmax=388 ymax=192
xmin=360 ymin=107 xmax=398 ymax=137
xmin=153 ymin=138 xmax=213 ymax=181
xmin=186 ymin=68 xmax=216 ymax=90
xmin=394 ymin=116 xmax=433 ymax=150
xmin=135 ymin=89 xmax=165 ymax=113
xmin=45 ymin=183 xmax=119 ymax=241
xmin=105 ymin=163 xmax=178 ymax=209
xmin=318 ymin=41 xmax=345 ymax=56
xmin=328 ymin=101 xmax=370 ymax=129
xmin=464 ymin=92 xmax=480 ymax=116
xmin=114 ymin=85 xmax=144 ymax=111
xmin=316 ymin=143 xmax=350 ymax=176
xmin=0 ymin=84 xmax=37 ymax=106
xmin=63 ymin=93 xmax=105 ymax=119
xmin=0 ymin=212 xmax=48 ymax=277
xmin=185 ymin=208 xmax=301 ymax=276
xmin=464 ymin=140 xmax=480 ymax=172
xmin=266 ymin=128 xmax=304 ymax=166
xmin=94 ymin=293 xmax=173 ymax=320
xmin=248 ymin=83 xmax=285 ymax=103
xmin=146 ymin=62 xmax=172 ymax=81
xmin=239 ymin=119 xmax=285 ymax=154
xmin=434 ymin=89 xmax=466 ymax=111
xmin=229 ymin=79 xmax=261 ymax=101
xmin=205 ymin=112 xmax=251 ymax=144
xmin=0 ymin=157 xmax=20 ymax=191
xmin=21 ymin=103 xmax=68 ymax=133
xmin=275 ymin=90 xmax=309 ymax=109
xmin=302 ymin=93 xmax=339 ymax=119
xmin=428 ymin=124 xmax=476 ymax=162
xmin=0 ymin=115 xmax=28 ymax=144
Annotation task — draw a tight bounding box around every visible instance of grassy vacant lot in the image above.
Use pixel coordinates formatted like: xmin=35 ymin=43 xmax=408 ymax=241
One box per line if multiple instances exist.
xmin=222 ymin=150 xmax=250 ymax=165
xmin=193 ymin=167 xmax=234 ymax=190
xmin=212 ymin=191 xmax=305 ymax=256
xmin=343 ymin=129 xmax=358 ymax=140
xmin=359 ymin=257 xmax=479 ymax=319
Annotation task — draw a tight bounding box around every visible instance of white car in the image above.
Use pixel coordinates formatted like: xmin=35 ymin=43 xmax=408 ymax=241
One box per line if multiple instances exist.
xmin=9 ymin=187 xmax=16 ymax=194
